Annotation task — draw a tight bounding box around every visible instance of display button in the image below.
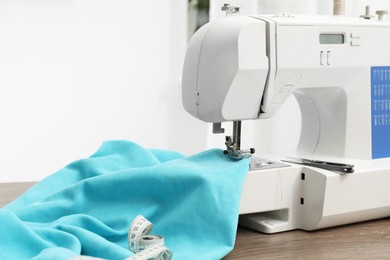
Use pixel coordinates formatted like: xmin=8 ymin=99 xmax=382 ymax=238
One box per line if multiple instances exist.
xmin=350 ymin=33 xmax=360 ymax=38
xmin=327 ymin=51 xmax=331 ymax=65
xmin=320 ymin=51 xmax=325 ymax=65
xmin=350 ymin=40 xmax=360 ymax=46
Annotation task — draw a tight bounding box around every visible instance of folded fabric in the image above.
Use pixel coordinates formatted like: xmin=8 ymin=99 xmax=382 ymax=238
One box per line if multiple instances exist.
xmin=0 ymin=140 xmax=249 ymax=259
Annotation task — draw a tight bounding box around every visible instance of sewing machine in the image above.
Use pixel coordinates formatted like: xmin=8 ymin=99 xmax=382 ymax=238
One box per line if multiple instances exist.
xmin=182 ymin=14 xmax=390 ymax=233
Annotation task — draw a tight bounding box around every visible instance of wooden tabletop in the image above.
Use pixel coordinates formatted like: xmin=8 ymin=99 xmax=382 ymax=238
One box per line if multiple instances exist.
xmin=2 ymin=182 xmax=390 ymax=259
xmin=225 ymin=218 xmax=390 ymax=259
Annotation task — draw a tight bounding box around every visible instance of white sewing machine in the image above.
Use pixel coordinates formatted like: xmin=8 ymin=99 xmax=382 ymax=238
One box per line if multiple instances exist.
xmin=182 ymin=13 xmax=390 ymax=233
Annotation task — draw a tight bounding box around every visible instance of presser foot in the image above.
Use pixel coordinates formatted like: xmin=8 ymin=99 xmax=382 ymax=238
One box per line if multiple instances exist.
xmin=224 ymin=136 xmax=255 ymax=160
xmin=213 ymin=121 xmax=255 ymax=159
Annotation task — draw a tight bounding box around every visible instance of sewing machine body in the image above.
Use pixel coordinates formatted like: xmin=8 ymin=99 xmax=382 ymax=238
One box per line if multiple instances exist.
xmin=182 ymin=15 xmax=390 ymax=233
xmin=240 ymin=159 xmax=390 ymax=233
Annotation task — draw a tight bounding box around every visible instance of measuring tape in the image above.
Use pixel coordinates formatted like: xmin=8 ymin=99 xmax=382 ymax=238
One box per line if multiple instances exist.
xmin=126 ymin=215 xmax=172 ymax=260
xmin=71 ymin=215 xmax=172 ymax=260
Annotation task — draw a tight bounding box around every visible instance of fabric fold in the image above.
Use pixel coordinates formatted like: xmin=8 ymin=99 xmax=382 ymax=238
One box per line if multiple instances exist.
xmin=1 ymin=140 xmax=249 ymax=259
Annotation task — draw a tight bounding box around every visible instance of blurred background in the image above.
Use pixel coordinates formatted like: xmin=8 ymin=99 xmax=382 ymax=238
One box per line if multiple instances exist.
xmin=0 ymin=0 xmax=389 ymax=181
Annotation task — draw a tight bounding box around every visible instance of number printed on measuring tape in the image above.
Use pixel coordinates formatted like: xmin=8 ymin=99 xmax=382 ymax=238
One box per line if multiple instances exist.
xmin=126 ymin=215 xmax=172 ymax=260
xmin=128 ymin=215 xmax=154 ymax=253
xmin=125 ymin=245 xmax=172 ymax=260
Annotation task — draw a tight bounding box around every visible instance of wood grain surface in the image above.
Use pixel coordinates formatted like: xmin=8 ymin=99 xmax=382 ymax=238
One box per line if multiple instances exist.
xmin=226 ymin=218 xmax=390 ymax=260
xmin=0 ymin=182 xmax=34 ymax=207
xmin=2 ymin=183 xmax=390 ymax=260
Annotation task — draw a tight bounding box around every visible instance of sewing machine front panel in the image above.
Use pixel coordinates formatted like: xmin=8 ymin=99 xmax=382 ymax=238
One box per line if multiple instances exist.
xmin=264 ymin=19 xmax=390 ymax=159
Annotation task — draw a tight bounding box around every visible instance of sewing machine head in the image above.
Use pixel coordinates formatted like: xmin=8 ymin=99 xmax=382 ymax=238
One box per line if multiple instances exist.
xmin=182 ymin=14 xmax=390 ymax=160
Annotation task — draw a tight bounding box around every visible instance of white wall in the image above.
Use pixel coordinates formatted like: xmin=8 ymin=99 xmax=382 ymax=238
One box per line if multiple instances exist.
xmin=3 ymin=0 xmax=389 ymax=182
xmin=211 ymin=0 xmax=390 ymax=20
xmin=0 ymin=0 xmax=207 ymax=182
xmin=208 ymin=0 xmax=390 ymax=156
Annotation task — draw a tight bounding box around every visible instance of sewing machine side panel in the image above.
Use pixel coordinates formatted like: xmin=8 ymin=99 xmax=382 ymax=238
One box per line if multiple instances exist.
xmin=239 ymin=166 xmax=302 ymax=215
xmin=301 ymin=164 xmax=390 ymax=230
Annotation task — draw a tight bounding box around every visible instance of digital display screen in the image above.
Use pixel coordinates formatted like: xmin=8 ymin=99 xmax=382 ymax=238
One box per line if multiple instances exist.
xmin=319 ymin=34 xmax=344 ymax=44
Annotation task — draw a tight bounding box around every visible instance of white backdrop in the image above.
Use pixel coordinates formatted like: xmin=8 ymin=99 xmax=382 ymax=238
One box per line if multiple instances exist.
xmin=2 ymin=1 xmax=390 ymax=182
xmin=211 ymin=0 xmax=390 ymax=20
xmin=0 ymin=0 xmax=207 ymax=182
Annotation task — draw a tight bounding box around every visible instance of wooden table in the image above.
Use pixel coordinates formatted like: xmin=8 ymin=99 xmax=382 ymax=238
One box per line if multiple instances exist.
xmin=226 ymin=218 xmax=390 ymax=259
xmin=2 ymin=182 xmax=390 ymax=259
xmin=0 ymin=182 xmax=34 ymax=207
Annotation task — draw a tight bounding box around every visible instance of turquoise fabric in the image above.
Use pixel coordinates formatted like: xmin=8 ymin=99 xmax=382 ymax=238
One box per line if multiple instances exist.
xmin=0 ymin=141 xmax=249 ymax=259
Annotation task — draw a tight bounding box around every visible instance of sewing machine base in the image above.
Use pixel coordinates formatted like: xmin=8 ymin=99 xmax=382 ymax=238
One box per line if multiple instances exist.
xmin=239 ymin=158 xmax=390 ymax=233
